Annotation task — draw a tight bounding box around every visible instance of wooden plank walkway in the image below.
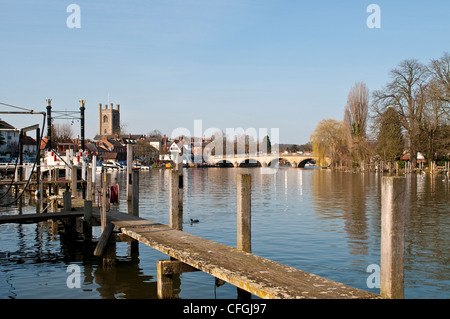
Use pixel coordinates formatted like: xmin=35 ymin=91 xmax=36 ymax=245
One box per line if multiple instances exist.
xmin=97 ymin=210 xmax=380 ymax=299
xmin=0 ymin=211 xmax=84 ymax=224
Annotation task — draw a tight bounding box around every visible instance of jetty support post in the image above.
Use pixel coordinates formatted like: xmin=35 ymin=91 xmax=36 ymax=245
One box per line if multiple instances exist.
xmin=132 ymin=169 xmax=139 ymax=216
xmin=127 ymin=143 xmax=133 ymax=201
xmin=236 ymin=173 xmax=252 ymax=299
xmin=157 ymin=260 xmax=198 ymax=299
xmin=169 ymin=169 xmax=182 ymax=230
xmin=380 ymin=176 xmax=406 ymax=299
xmin=237 ymin=174 xmax=251 ymax=253
xmin=71 ymin=164 xmax=77 ymax=198
xmin=83 ymin=199 xmax=93 ymax=242
xmin=63 ymin=190 xmax=72 ymax=212
xmin=86 ymin=166 xmax=93 ymax=201
xmin=176 ymin=153 xmax=184 ymax=224
xmin=100 ymin=172 xmax=107 ymax=232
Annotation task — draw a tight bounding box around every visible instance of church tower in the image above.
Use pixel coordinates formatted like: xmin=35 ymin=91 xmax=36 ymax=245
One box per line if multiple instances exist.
xmin=98 ymin=103 xmax=120 ymax=136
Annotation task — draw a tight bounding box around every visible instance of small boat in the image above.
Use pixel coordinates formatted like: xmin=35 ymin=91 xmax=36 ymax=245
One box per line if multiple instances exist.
xmin=102 ymin=160 xmax=124 ymax=171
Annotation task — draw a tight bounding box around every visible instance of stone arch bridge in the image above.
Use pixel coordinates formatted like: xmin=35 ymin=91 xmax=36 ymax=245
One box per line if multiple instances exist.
xmin=207 ymin=154 xmax=331 ymax=168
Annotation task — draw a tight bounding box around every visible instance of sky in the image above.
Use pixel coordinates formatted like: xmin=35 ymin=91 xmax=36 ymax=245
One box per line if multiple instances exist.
xmin=1 ymin=0 xmax=449 ymax=144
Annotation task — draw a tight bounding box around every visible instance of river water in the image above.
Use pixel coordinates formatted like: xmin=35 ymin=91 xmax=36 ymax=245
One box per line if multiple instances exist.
xmin=0 ymin=167 xmax=448 ymax=299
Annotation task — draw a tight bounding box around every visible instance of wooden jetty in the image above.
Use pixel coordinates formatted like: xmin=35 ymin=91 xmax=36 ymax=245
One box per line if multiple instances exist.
xmin=1 ymin=154 xmax=406 ymax=299
xmin=0 ymin=211 xmax=83 ymax=224
xmin=94 ymin=210 xmax=379 ymax=299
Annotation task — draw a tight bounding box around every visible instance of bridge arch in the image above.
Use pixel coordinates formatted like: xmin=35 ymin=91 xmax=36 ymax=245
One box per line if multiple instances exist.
xmin=298 ymin=158 xmax=315 ymax=168
xmin=215 ymin=160 xmax=234 ymax=167
xmin=237 ymin=158 xmax=262 ymax=167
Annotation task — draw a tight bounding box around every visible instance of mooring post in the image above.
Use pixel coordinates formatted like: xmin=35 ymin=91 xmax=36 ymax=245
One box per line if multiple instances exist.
xmin=132 ymin=169 xmax=139 ymax=216
xmin=127 ymin=143 xmax=133 ymax=201
xmin=170 ymin=169 xmax=182 ymax=230
xmin=380 ymin=176 xmax=406 ymax=299
xmin=237 ymin=174 xmax=251 ymax=253
xmin=83 ymin=200 xmax=92 ymax=242
xmin=71 ymin=164 xmax=77 ymax=198
xmin=236 ymin=173 xmax=252 ymax=299
xmin=63 ymin=191 xmax=71 ymax=212
xmin=86 ymin=166 xmax=93 ymax=201
xmin=177 ymin=154 xmax=184 ymax=224
xmin=101 ymin=172 xmax=107 ymax=232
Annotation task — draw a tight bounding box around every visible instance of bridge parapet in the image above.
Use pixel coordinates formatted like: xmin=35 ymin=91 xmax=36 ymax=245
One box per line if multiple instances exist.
xmin=208 ymin=154 xmax=330 ymax=168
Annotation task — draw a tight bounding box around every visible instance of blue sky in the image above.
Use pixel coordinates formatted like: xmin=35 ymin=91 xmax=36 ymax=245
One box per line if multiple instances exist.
xmin=1 ymin=0 xmax=449 ymax=144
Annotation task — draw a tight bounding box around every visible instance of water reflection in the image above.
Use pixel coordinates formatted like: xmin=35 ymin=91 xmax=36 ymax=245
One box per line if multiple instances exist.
xmin=0 ymin=168 xmax=449 ymax=298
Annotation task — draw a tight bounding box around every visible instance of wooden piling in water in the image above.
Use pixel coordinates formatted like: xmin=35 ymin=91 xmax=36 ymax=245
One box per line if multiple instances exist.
xmin=101 ymin=173 xmax=107 ymax=232
xmin=86 ymin=166 xmax=93 ymax=201
xmin=83 ymin=200 xmax=92 ymax=242
xmin=63 ymin=191 xmax=71 ymax=212
xmin=380 ymin=176 xmax=406 ymax=299
xmin=170 ymin=169 xmax=182 ymax=230
xmin=237 ymin=173 xmax=252 ymax=299
xmin=157 ymin=259 xmax=197 ymax=299
xmin=127 ymin=144 xmax=133 ymax=201
xmin=132 ymin=169 xmax=139 ymax=216
xmin=237 ymin=174 xmax=251 ymax=253
xmin=71 ymin=165 xmax=77 ymax=197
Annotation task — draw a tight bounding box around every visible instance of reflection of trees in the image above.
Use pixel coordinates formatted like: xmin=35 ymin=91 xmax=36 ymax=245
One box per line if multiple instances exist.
xmin=311 ymin=170 xmax=369 ymax=256
xmin=405 ymin=174 xmax=450 ymax=285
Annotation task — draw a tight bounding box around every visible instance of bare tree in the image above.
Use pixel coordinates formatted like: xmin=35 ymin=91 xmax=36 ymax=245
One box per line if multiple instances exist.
xmin=372 ymin=59 xmax=430 ymax=168
xmin=429 ymin=52 xmax=450 ymax=108
xmin=52 ymin=123 xmax=74 ymax=144
xmin=148 ymin=129 xmax=162 ymax=138
xmin=344 ymin=82 xmax=370 ymax=165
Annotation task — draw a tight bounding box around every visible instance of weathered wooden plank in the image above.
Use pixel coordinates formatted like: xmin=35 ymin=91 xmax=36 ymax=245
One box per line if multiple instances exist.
xmin=100 ymin=211 xmax=380 ymax=299
xmin=0 ymin=211 xmax=84 ymax=224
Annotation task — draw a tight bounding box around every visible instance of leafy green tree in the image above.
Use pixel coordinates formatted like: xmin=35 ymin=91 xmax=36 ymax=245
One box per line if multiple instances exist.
xmin=376 ymin=107 xmax=404 ymax=163
xmin=261 ymin=135 xmax=271 ymax=154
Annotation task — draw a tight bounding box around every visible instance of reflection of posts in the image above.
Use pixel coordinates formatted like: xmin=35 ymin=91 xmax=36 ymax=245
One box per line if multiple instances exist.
xmin=380 ymin=176 xmax=406 ymax=299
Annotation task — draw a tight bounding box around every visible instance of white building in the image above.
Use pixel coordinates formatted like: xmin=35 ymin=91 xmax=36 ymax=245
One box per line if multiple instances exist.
xmin=0 ymin=119 xmax=20 ymax=154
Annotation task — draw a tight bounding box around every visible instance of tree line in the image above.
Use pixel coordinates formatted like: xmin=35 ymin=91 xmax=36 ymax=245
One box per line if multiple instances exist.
xmin=310 ymin=52 xmax=450 ymax=169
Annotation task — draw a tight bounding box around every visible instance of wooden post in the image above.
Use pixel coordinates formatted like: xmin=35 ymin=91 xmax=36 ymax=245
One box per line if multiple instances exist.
xmin=132 ymin=169 xmax=139 ymax=216
xmin=170 ymin=170 xmax=182 ymax=230
xmin=381 ymin=176 xmax=406 ymax=299
xmin=236 ymin=174 xmax=252 ymax=299
xmin=157 ymin=259 xmax=197 ymax=299
xmin=157 ymin=260 xmax=180 ymax=299
xmin=84 ymin=200 xmax=92 ymax=225
xmin=71 ymin=165 xmax=77 ymax=197
xmin=177 ymin=157 xmax=184 ymax=224
xmin=86 ymin=166 xmax=93 ymax=201
xmin=63 ymin=191 xmax=71 ymax=212
xmin=101 ymin=172 xmax=107 ymax=232
xmin=83 ymin=200 xmax=92 ymax=242
xmin=94 ymin=222 xmax=114 ymax=256
xmin=127 ymin=143 xmax=133 ymax=201
xmin=92 ymin=155 xmax=97 ymax=184
xmin=237 ymin=174 xmax=251 ymax=253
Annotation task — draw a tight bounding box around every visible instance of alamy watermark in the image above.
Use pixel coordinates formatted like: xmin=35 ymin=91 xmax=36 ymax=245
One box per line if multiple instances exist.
xmin=65 ymin=4 xmax=380 ymax=30
xmin=66 ymin=4 xmax=81 ymax=29
xmin=168 ymin=120 xmax=280 ymax=173
xmin=366 ymin=4 xmax=381 ymax=29
xmin=66 ymin=264 xmax=81 ymax=288
xmin=366 ymin=264 xmax=381 ymax=289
